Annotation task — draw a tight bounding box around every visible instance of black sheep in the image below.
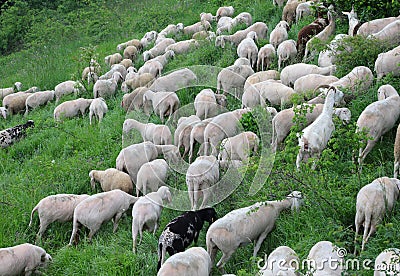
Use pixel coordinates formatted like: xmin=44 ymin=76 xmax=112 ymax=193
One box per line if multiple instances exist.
xmin=0 ymin=120 xmax=34 ymax=148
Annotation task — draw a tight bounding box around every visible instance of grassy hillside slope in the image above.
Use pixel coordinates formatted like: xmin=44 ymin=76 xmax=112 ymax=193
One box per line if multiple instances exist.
xmin=1 ymin=0 xmax=400 ymax=275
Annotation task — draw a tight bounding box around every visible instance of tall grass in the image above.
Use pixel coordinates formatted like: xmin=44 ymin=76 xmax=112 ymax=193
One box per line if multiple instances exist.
xmin=0 ymin=0 xmax=400 ymax=275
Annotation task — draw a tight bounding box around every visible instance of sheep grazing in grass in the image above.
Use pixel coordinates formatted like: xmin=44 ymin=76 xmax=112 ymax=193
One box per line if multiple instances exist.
xmin=136 ymin=159 xmax=169 ymax=196
xmin=215 ymin=22 xmax=268 ymax=48
xmin=194 ymin=88 xmax=227 ymax=119
xmin=123 ymin=118 xmax=172 ymax=145
xmin=99 ymin=63 xmax=127 ymax=80
xmin=206 ymin=191 xmax=303 ymax=273
xmin=216 ymin=63 xmax=254 ymax=98
xmin=374 ymin=248 xmax=400 ymax=275
xmin=89 ymin=168 xmax=133 ymax=194
xmin=355 ymin=177 xmax=400 ymax=253
xmin=0 ymin=81 xmax=22 ymax=101
xmin=296 ymin=1 xmax=314 ymax=23
xmin=174 ymin=115 xmax=202 ymax=158
xmin=68 ymin=189 xmax=138 ymax=245
xmin=237 ymin=31 xmax=259 ymax=69
xmin=2 ymin=91 xmax=34 ymax=115
xmin=186 ymin=155 xmax=219 ymax=210
xmin=141 ymin=31 xmax=158 ymax=49
xmin=244 ymin=70 xmax=280 ymax=91
xmin=121 ymin=87 xmax=149 ymax=112
xmin=183 ymin=21 xmax=211 ymax=36
xmin=329 ymin=66 xmax=374 ymax=94
xmin=375 ymin=45 xmax=400 ymax=80
xmin=123 ymin=45 xmax=138 ymax=60
xmin=356 ymin=84 xmax=400 ymax=166
xmin=280 ymin=63 xmax=336 ymax=88
xmin=296 ymin=86 xmax=340 ymax=170
xmin=282 ymin=0 xmax=302 ymax=25
xmin=29 ymin=194 xmax=90 ymax=239
xmin=143 ymin=90 xmax=180 ymax=123
xmin=294 ymin=74 xmax=339 ymax=96
xmin=0 ymin=107 xmax=7 ymax=119
xmin=53 ymin=98 xmax=93 ymax=122
xmin=121 ymin=72 xmax=154 ymax=93
xmin=0 ymin=120 xmax=34 ymax=148
xmin=200 ymin=12 xmax=216 ymax=23
xmin=297 ymin=16 xmax=329 ymax=57
xmin=0 ymin=243 xmax=52 ymax=276
xmin=157 ymin=207 xmax=217 ymax=270
xmin=277 ymin=39 xmax=297 ymax=71
xmin=157 ymin=247 xmax=212 ymax=276
xmin=259 ymin=246 xmax=300 ymax=275
xmin=218 ymin=131 xmax=260 ymax=163
xmin=306 ymin=241 xmax=344 ymax=275
xmin=89 ymin=97 xmax=108 ymax=124
xmin=54 ymin=80 xmax=86 ymax=103
xmin=148 ymin=68 xmax=197 ymax=93
xmin=131 ymin=186 xmax=171 ymax=253
xmin=269 ymin=21 xmax=289 ymax=49
xmin=216 ymin=6 xmax=234 ymax=20
xmin=257 ymin=44 xmax=276 ymax=71
xmin=165 ymin=39 xmax=200 ymax=55
xmin=116 ymin=39 xmax=142 ymax=52
xmin=93 ymin=71 xmax=123 ymax=99
xmin=104 ymin=53 xmax=123 ymax=66
xmin=143 ymin=38 xmax=175 ymax=62
xmin=25 ymin=90 xmax=55 ymax=116
xmin=367 ymin=20 xmax=400 ymax=48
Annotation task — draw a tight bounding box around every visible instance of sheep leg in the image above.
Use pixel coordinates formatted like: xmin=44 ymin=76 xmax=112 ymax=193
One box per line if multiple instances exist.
xmin=188 ymin=185 xmax=195 ymax=210
xmin=296 ymin=150 xmax=303 ymax=170
xmin=193 ymin=183 xmax=201 ymax=211
xmin=216 ymin=250 xmax=235 ymax=273
xmin=36 ymin=221 xmax=50 ymax=239
xmin=361 ymin=216 xmax=372 ymax=251
xmin=253 ymin=230 xmax=270 ymax=257
xmin=207 ymin=241 xmax=218 ymax=265
xmin=88 ymin=225 xmax=101 ymax=242
xmin=132 ymin=222 xmax=138 ymax=253
xmin=68 ymin=219 xmax=80 ymax=245
xmin=112 ymin=212 xmax=123 ymax=233
xmin=354 ymin=212 xmax=362 ymax=254
xmin=394 ymin=161 xmax=399 ymax=178
xmin=199 ymin=189 xmax=210 ymax=209
xmin=359 ymin=140 xmax=377 ymax=166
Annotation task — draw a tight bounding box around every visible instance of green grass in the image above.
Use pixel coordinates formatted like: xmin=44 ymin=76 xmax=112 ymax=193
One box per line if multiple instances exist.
xmin=1 ymin=0 xmax=400 ymax=275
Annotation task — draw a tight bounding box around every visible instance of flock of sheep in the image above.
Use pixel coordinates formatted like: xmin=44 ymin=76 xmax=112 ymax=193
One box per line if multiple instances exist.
xmin=1 ymin=0 xmax=400 ymax=275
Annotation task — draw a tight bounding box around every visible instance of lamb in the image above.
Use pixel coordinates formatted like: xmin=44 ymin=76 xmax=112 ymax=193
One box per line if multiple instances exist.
xmin=183 ymin=21 xmax=211 ymax=36
xmin=242 ymin=80 xmax=295 ymax=108
xmin=194 ymin=88 xmax=227 ymax=119
xmin=165 ymin=39 xmax=200 ymax=55
xmin=53 ymin=98 xmax=93 ymax=122
xmin=24 ymin=90 xmax=55 ymax=116
xmin=374 ymin=45 xmax=400 ymax=80
xmin=143 ymin=38 xmax=175 ymax=62
xmin=306 ymin=241 xmax=344 ymax=275
xmin=142 ymin=90 xmax=180 ymax=123
xmin=206 ymin=191 xmax=303 ymax=272
xmin=218 ymin=131 xmax=259 ymax=163
xmin=104 ymin=53 xmax=123 ymax=66
xmin=123 ymin=45 xmax=138 ymax=60
xmin=293 ymin=74 xmax=339 ymax=95
xmin=0 ymin=243 xmax=52 ymax=276
xmin=269 ymin=21 xmax=290 ymax=49
xmin=282 ymin=0 xmax=302 ymax=25
xmin=186 ymin=155 xmax=219 ymax=210
xmin=394 ymin=124 xmax=400 ymax=178
xmin=203 ymin=108 xmax=250 ymax=156
xmin=68 ymin=189 xmax=138 ymax=245
xmin=2 ymin=91 xmax=33 ymax=115
xmin=257 ymin=44 xmax=276 ymax=71
xmin=121 ymin=87 xmax=149 ymax=112
xmin=374 ymin=248 xmax=400 ymax=275
xmin=93 ymin=71 xmax=123 ymax=98
xmin=296 ymin=1 xmax=314 ymax=23
xmin=54 ymin=80 xmax=86 ymax=103
xmin=355 ymin=177 xmax=400 ymax=252
xmin=157 ymin=247 xmax=212 ymax=276
xmin=329 ymin=65 xmax=374 ymax=93
xmin=89 ymin=97 xmax=108 ymax=124
xmin=140 ymin=30 xmax=158 ymax=49
xmin=215 ymin=22 xmax=268 ymax=48
xmin=135 ymin=159 xmax=169 ymax=196
xmin=89 ymin=168 xmax=133 ymax=194
xmin=200 ymin=12 xmax=216 ymax=23
xmin=216 ymin=6 xmax=234 ymax=20
xmin=244 ymin=70 xmax=280 ymax=91
xmin=0 ymin=106 xmax=7 ymax=119
xmin=259 ymin=246 xmax=300 ymax=275
xmin=0 ymin=120 xmax=34 ymax=148
xmin=148 ymin=68 xmax=197 ymax=93
xmin=116 ymin=39 xmax=142 ymax=52
xmin=29 ymin=193 xmax=90 ymax=238
xmin=157 ymin=207 xmax=217 ymax=270
xmin=131 ymin=186 xmax=172 ymax=252
xmin=356 ymin=84 xmax=400 ymax=166
xmin=0 ymin=81 xmax=22 ymax=100
xmin=174 ymin=115 xmax=201 ymax=158
xmin=280 ymin=63 xmax=336 ymax=87
xmin=272 ymin=104 xmax=351 ymax=152
xmin=123 ymin=118 xmax=172 ymax=145
xmin=296 ymin=86 xmax=340 ymax=169
xmin=216 ymin=63 xmax=254 ymax=98
xmin=116 ymin=141 xmax=181 ymax=185
xmin=277 ymin=39 xmax=297 ymax=71
xmin=237 ymin=31 xmax=259 ymax=69
xmin=121 ymin=72 xmax=155 ymax=93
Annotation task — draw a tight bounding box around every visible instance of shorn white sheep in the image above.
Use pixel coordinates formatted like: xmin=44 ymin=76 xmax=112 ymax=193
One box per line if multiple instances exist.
xmin=355 ymin=177 xmax=400 ymax=252
xmin=68 ymin=189 xmax=138 ymax=245
xmin=215 ymin=22 xmax=268 ymax=48
xmin=0 ymin=243 xmax=52 ymax=276
xmin=0 ymin=81 xmax=22 ymax=101
xmin=148 ymin=68 xmax=197 ymax=93
xmin=216 ymin=6 xmax=235 ymax=19
xmin=218 ymin=131 xmax=260 ymax=163
xmin=135 ymin=159 xmax=169 ymax=196
xmin=89 ymin=168 xmax=133 ymax=194
xmin=269 ymin=20 xmax=289 ymax=49
xmin=194 ymin=88 xmax=227 ymax=119
xmin=53 ymin=98 xmax=93 ymax=122
xmin=29 ymin=193 xmax=90 ymax=239
xmin=157 ymin=247 xmax=212 ymax=276
xmin=93 ymin=71 xmax=123 ymax=99
xmin=237 ymin=31 xmax=259 ymax=69
xmin=306 ymin=240 xmax=344 ymax=275
xmin=368 ymin=20 xmax=400 ymax=48
xmin=24 ymin=90 xmax=55 ymax=116
xmin=257 ymin=44 xmax=276 ymax=71
xmin=280 ymin=63 xmax=336 ymax=87
xmin=259 ymin=245 xmax=300 ymax=275
xmin=374 ymin=44 xmax=400 ymax=80
xmin=0 ymin=106 xmax=7 ymax=119
xmin=277 ymin=39 xmax=297 ymax=71
xmin=2 ymin=91 xmax=33 ymax=115
xmin=374 ymin=248 xmax=400 ymax=275
xmin=174 ymin=115 xmax=201 ymax=158
xmin=216 ymin=63 xmax=254 ymax=98
xmin=293 ymin=74 xmax=339 ymax=95
xmin=54 ymin=80 xmax=86 ymax=103
xmin=142 ymin=90 xmax=180 ymax=123
xmin=186 ymin=155 xmax=219 ymax=210
xmin=131 ymin=186 xmax=172 ymax=252
xmin=206 ymin=191 xmax=303 ymax=273
xmin=296 ymin=86 xmax=340 ymax=169
xmin=356 ymin=84 xmax=400 ymax=166
xmin=123 ymin=118 xmax=172 ymax=145
xmin=244 ymin=70 xmax=280 ymax=90
xmin=329 ymin=65 xmax=374 ymax=93
xmin=89 ymin=97 xmax=108 ymax=124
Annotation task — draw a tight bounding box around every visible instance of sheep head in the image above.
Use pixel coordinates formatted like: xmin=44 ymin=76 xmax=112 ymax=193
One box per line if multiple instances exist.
xmin=157 ymin=186 xmax=172 ymax=204
xmin=286 ymin=191 xmax=303 ymax=211
xmin=14 ymin=82 xmax=22 ymax=91
xmin=88 ymin=170 xmax=97 ymax=190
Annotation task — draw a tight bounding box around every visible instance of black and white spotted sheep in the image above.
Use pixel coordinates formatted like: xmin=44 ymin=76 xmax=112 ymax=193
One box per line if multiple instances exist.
xmin=157 ymin=207 xmax=217 ymax=270
xmin=0 ymin=120 xmax=34 ymax=148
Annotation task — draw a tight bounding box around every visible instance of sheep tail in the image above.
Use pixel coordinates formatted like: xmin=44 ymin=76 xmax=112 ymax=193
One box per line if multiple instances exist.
xmin=29 ymin=204 xmax=39 ymax=227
